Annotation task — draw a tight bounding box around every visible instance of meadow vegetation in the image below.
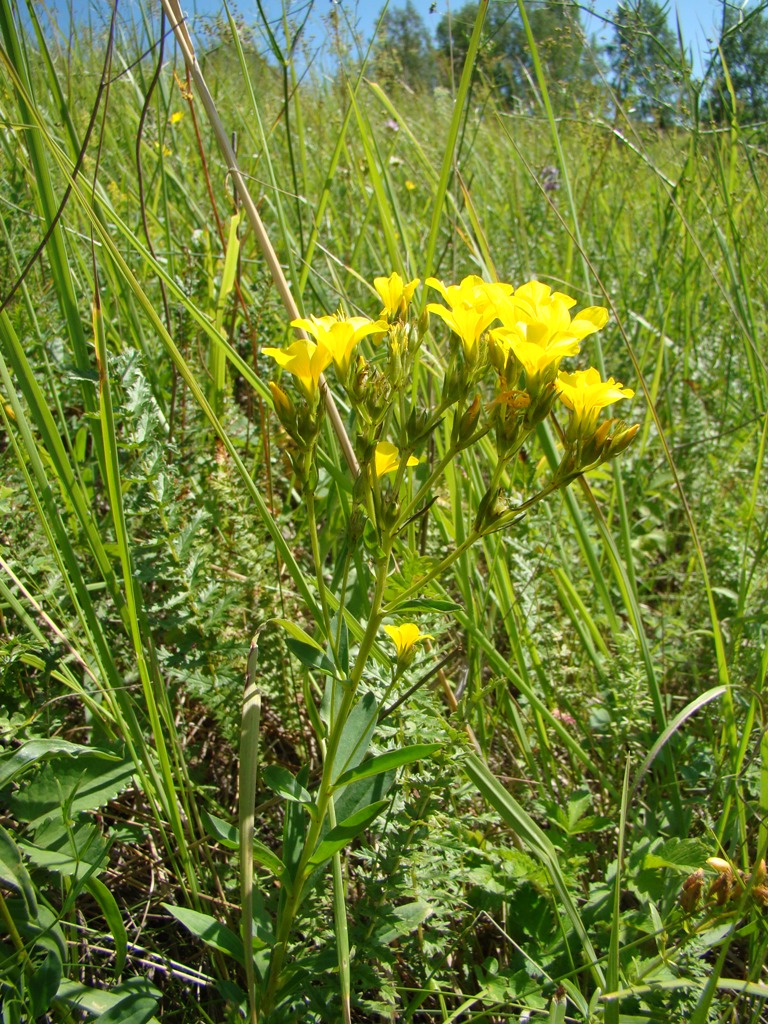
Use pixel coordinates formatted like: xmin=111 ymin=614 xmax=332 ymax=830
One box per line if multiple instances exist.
xmin=1 ymin=0 xmax=767 ymax=1021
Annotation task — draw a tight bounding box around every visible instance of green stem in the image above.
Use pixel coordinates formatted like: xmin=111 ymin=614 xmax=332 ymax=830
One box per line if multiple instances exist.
xmin=306 ymin=489 xmax=333 ymax=646
xmin=262 ymin=546 xmax=392 ymax=1014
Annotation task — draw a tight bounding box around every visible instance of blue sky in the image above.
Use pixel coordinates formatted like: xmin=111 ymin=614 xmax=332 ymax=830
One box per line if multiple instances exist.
xmin=63 ymin=1 xmax=732 ymax=79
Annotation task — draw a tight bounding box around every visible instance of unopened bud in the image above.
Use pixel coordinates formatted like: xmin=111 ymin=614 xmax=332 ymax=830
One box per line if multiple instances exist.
xmin=606 ymin=422 xmax=640 ymax=459
xmin=679 ymin=869 xmax=704 ymax=912
xmin=453 ymin=396 xmax=482 ymax=448
xmin=269 ymin=381 xmax=295 ymax=428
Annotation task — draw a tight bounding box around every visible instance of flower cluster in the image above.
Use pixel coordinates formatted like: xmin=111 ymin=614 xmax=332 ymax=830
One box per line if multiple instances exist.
xmin=264 ymin=272 xmax=638 ymax=532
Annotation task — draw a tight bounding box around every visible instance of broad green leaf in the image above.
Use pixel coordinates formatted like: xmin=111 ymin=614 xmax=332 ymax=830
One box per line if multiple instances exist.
xmin=201 ymin=810 xmax=287 ymax=880
xmin=643 ymin=838 xmax=709 ymax=874
xmin=308 ymin=799 xmax=389 ymax=869
xmin=332 ymin=691 xmax=378 ymax=783
xmin=262 ymin=765 xmax=315 ymax=812
xmin=0 ymin=739 xmax=121 ymax=790
xmin=333 ymin=770 xmax=396 ymax=825
xmin=0 ymin=823 xmax=37 ymax=916
xmin=19 ymin=820 xmax=107 ymax=878
xmin=373 ymin=899 xmax=433 ymax=946
xmin=55 ymin=978 xmax=160 ymax=1018
xmin=334 ymin=744 xmax=441 ymax=790
xmin=10 ymin=752 xmax=134 ymax=829
xmin=91 ymin=994 xmax=158 ymax=1024
xmin=162 ymin=904 xmax=244 ymax=966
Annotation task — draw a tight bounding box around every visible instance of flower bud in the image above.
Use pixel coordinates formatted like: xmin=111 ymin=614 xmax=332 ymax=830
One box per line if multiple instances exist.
xmin=605 ymin=422 xmax=640 ymax=459
xmin=679 ymin=869 xmax=704 ymax=912
xmin=452 ymin=395 xmax=482 ymax=449
xmin=269 ymin=381 xmax=296 ymax=430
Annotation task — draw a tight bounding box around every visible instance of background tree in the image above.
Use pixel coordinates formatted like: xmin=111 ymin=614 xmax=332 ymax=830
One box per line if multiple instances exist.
xmin=706 ymin=1 xmax=768 ymax=126
xmin=607 ymin=0 xmax=687 ymax=126
xmin=372 ymin=0 xmax=436 ymax=92
xmin=435 ymin=0 xmax=595 ymax=111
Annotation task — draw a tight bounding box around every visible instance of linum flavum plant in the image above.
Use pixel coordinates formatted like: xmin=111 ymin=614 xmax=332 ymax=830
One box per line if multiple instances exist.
xmin=244 ymin=272 xmax=638 ymax=1021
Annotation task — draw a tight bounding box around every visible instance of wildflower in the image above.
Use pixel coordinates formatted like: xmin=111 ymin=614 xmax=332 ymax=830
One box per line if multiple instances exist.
xmin=262 ymin=338 xmax=333 ymax=404
xmin=384 ymin=623 xmax=433 ymax=666
xmin=374 ymin=441 xmax=419 ymax=477
xmin=405 ymin=179 xmax=416 ymax=191
xmin=679 ymin=869 xmax=705 ymax=912
xmin=374 ymin=272 xmax=420 ymax=320
xmin=426 ymin=303 xmax=496 ymax=363
xmin=170 ymin=110 xmax=184 ymax=125
xmin=426 ymin=275 xmax=512 ymax=316
xmin=491 ymin=282 xmax=608 ymax=380
xmin=291 ymin=313 xmax=388 ymax=383
xmin=557 ymin=367 xmax=634 ymax=439
xmin=384 ymin=118 xmax=400 ymax=132
xmin=539 ymin=165 xmax=560 ymax=192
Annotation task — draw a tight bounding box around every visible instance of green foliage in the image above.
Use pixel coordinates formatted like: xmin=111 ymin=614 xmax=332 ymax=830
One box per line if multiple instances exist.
xmin=1 ymin=0 xmax=768 ymax=1020
xmin=607 ymin=0 xmax=688 ymax=125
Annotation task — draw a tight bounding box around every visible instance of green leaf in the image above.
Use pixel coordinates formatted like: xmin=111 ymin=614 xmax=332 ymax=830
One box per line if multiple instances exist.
xmin=389 ymin=598 xmax=461 ymax=614
xmin=334 ymin=744 xmax=441 ymax=790
xmin=643 ymin=838 xmax=709 ymax=874
xmin=272 ymin=618 xmax=324 ymax=652
xmin=262 ymin=765 xmax=315 ymax=812
xmin=372 ymin=899 xmax=433 ymax=945
xmin=162 ymin=904 xmax=244 ymax=966
xmin=55 ymin=978 xmax=160 ymax=1017
xmin=332 ymin=691 xmax=378 ymax=783
xmin=307 ymin=800 xmax=389 ymax=869
xmin=0 ymin=823 xmax=37 ymax=916
xmin=201 ymin=810 xmax=287 ymax=880
xmin=91 ymin=993 xmax=158 ymax=1024
xmin=0 ymin=739 xmax=121 ymax=790
xmin=30 ymin=947 xmax=61 ymax=1018
xmin=9 ymin=751 xmax=134 ymax=829
xmin=19 ymin=820 xmax=107 ymax=878
xmin=84 ymin=877 xmax=127 ymax=974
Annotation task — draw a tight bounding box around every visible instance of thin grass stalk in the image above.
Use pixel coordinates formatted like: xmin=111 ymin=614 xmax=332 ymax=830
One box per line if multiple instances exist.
xmin=422 ymin=0 xmax=488 ymax=285
xmin=240 ymin=634 xmax=263 ymax=1024
xmin=159 ymin=0 xmax=359 ymax=475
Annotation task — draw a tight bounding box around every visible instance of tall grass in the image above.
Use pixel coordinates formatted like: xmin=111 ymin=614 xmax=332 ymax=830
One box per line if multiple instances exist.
xmin=1 ymin=1 xmax=767 ymax=1021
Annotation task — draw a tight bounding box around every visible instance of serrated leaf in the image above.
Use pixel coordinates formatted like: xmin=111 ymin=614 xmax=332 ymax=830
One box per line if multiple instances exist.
xmin=334 ymin=744 xmax=441 ymax=789
xmin=373 ymin=899 xmax=433 ymax=945
xmin=0 ymin=739 xmax=121 ymax=790
xmin=307 ymin=799 xmax=389 ymax=869
xmin=19 ymin=820 xmax=107 ymax=880
xmin=9 ymin=752 xmax=134 ymax=829
xmin=163 ymin=904 xmax=244 ymax=965
xmin=643 ymin=838 xmax=708 ymax=873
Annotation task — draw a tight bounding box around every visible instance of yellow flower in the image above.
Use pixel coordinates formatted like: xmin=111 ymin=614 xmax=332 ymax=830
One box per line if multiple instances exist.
xmin=384 ymin=623 xmax=433 ymax=660
xmin=490 ymin=282 xmax=609 ymax=383
xmin=374 ymin=272 xmax=420 ymax=319
xmin=557 ymin=366 xmax=634 ymax=437
xmin=170 ymin=110 xmax=184 ymax=125
xmin=426 ymin=303 xmax=496 ymax=362
xmin=405 ymin=179 xmax=416 ymax=191
xmin=374 ymin=441 xmax=419 ymax=477
xmin=292 ymin=313 xmax=388 ymax=381
xmin=262 ymin=338 xmax=333 ymax=403
xmin=426 ymin=275 xmax=513 ymax=315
